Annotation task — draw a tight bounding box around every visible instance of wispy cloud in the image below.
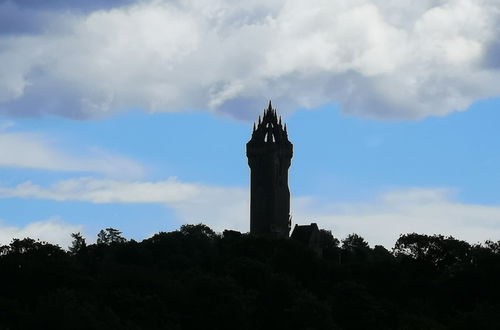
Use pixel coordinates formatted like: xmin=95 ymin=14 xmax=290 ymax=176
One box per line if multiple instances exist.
xmin=0 ymin=131 xmax=145 ymax=178
xmin=0 ymin=216 xmax=83 ymax=248
xmin=1 ymin=178 xmax=500 ymax=247
xmin=0 ymin=177 xmax=250 ymax=232
xmin=1 ymin=0 xmax=500 ymax=120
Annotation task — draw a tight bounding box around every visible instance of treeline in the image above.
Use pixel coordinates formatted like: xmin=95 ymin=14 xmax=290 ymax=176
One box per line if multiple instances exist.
xmin=1 ymin=225 xmax=500 ymax=329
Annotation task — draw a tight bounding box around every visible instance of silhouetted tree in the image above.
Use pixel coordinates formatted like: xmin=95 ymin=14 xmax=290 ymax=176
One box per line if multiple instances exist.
xmin=340 ymin=233 xmax=370 ymax=263
xmin=0 ymin=224 xmax=499 ymax=330
xmin=484 ymin=239 xmax=500 ymax=254
xmin=342 ymin=233 xmax=369 ymax=250
xmin=7 ymin=237 xmax=38 ymax=254
xmin=179 ymin=223 xmax=217 ymax=239
xmin=319 ymin=229 xmax=340 ymax=248
xmin=68 ymin=232 xmax=86 ymax=255
xmin=394 ymin=233 xmax=471 ymax=268
xmin=96 ymin=228 xmax=126 ymax=245
xmin=372 ymin=245 xmax=393 ymax=262
xmin=318 ymin=229 xmax=340 ymax=261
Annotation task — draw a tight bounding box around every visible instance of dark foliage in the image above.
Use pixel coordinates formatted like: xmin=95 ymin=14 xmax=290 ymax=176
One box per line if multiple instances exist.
xmin=1 ymin=227 xmax=499 ymax=329
xmin=96 ymin=228 xmax=127 ymax=245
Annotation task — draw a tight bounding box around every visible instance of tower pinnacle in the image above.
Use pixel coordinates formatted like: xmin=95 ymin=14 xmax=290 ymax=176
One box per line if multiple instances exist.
xmin=247 ymin=102 xmax=293 ymax=238
xmin=250 ymin=101 xmax=290 ymax=145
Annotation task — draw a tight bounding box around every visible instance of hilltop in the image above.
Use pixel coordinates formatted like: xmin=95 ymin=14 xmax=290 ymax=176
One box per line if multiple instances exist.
xmin=1 ymin=224 xmax=500 ymax=329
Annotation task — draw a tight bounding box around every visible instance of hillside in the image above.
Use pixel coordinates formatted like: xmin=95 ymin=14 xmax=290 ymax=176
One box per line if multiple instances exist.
xmin=1 ymin=224 xmax=499 ymax=330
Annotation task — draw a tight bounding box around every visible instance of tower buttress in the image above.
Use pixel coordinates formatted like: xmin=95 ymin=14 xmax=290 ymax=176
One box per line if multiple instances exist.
xmin=246 ymin=102 xmax=293 ymax=238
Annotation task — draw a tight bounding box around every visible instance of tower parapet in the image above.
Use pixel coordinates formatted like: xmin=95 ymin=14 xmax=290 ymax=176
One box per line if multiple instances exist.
xmin=247 ymin=101 xmax=293 ymax=238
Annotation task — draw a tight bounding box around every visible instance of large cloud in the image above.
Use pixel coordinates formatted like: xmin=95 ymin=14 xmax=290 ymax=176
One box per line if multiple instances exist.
xmin=0 ymin=0 xmax=134 ymax=35
xmin=1 ymin=0 xmax=499 ymax=120
xmin=2 ymin=177 xmax=500 ymax=247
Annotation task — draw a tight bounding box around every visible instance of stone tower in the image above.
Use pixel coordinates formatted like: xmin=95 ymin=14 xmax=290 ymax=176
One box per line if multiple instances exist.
xmin=246 ymin=101 xmax=293 ymax=238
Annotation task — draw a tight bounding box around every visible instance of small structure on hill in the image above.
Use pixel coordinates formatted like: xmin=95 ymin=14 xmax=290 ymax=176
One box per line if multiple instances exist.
xmin=290 ymin=223 xmax=322 ymax=255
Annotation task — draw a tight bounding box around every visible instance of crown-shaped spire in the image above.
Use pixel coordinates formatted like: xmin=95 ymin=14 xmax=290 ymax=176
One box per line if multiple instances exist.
xmin=250 ymin=101 xmax=289 ymax=144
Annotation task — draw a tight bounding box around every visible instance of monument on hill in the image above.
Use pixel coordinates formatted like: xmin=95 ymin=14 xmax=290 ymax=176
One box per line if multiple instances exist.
xmin=246 ymin=101 xmax=293 ymax=238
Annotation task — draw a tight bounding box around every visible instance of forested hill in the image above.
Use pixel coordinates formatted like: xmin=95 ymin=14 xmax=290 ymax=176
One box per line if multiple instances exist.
xmin=1 ymin=224 xmax=500 ymax=330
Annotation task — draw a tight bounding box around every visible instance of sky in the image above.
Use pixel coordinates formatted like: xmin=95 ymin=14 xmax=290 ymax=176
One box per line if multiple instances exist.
xmin=1 ymin=0 xmax=500 ymax=248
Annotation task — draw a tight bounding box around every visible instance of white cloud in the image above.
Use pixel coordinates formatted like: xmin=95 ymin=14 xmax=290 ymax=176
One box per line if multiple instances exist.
xmin=0 ymin=216 xmax=83 ymax=248
xmin=2 ymin=178 xmax=500 ymax=247
xmin=0 ymin=131 xmax=145 ymax=178
xmin=1 ymin=0 xmax=500 ymax=120
xmin=0 ymin=177 xmax=250 ymax=232
xmin=293 ymin=188 xmax=500 ymax=247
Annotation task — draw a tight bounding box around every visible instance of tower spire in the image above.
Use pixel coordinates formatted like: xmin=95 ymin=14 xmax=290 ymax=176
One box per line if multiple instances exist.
xmin=247 ymin=101 xmax=293 ymax=238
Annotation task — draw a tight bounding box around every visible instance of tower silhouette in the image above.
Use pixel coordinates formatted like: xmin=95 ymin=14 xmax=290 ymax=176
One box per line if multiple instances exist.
xmin=247 ymin=101 xmax=293 ymax=238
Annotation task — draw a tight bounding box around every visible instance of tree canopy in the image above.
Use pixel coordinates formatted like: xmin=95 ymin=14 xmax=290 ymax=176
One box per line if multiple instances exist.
xmin=0 ymin=226 xmax=499 ymax=330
